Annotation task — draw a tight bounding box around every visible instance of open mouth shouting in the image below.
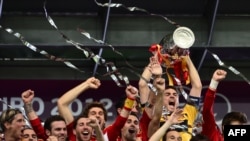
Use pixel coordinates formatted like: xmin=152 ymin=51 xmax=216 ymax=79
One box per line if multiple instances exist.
xmin=128 ymin=127 xmax=137 ymax=135
xmin=168 ymin=100 xmax=176 ymax=111
xmin=82 ymin=129 xmax=90 ymax=136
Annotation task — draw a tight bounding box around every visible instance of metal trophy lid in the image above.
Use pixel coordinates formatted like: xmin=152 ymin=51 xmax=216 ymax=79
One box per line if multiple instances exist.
xmin=173 ymin=26 xmax=195 ymax=49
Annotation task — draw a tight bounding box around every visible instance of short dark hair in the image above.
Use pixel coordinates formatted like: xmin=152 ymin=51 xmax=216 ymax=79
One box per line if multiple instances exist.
xmin=162 ymin=128 xmax=181 ymax=141
xmin=81 ymin=101 xmax=107 ymax=121
xmin=222 ymin=111 xmax=248 ymax=127
xmin=0 ymin=108 xmax=22 ymax=132
xmin=44 ymin=115 xmax=66 ymax=131
xmin=130 ymin=111 xmax=139 ymax=120
xmin=73 ymin=114 xmax=88 ymax=129
xmin=165 ymin=85 xmax=178 ymax=92
xmin=190 ymin=133 xmax=210 ymax=141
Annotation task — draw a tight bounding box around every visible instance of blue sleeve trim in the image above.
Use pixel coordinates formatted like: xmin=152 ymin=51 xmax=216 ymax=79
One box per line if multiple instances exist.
xmin=188 ymin=96 xmax=200 ymax=107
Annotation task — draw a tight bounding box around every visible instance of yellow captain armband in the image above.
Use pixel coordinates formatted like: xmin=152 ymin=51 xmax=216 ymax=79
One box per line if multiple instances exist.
xmin=123 ymin=97 xmax=135 ymax=111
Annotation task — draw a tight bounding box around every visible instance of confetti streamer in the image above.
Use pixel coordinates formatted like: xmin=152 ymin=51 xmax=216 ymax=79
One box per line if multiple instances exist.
xmin=43 ymin=3 xmax=99 ymax=61
xmin=0 ymin=25 xmax=84 ymax=73
xmin=102 ymin=62 xmax=130 ymax=87
xmin=77 ymin=28 xmax=122 ymax=56
xmin=94 ymin=0 xmax=180 ymax=27
xmin=208 ymin=50 xmax=250 ymax=85
xmin=77 ymin=28 xmax=139 ymax=71
xmin=171 ymin=74 xmax=189 ymax=100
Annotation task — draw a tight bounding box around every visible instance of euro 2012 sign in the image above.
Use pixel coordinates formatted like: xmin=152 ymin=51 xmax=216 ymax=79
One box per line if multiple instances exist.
xmin=224 ymin=125 xmax=250 ymax=140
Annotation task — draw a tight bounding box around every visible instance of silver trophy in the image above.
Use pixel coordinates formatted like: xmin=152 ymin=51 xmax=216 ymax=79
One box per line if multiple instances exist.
xmin=159 ymin=26 xmax=195 ymax=58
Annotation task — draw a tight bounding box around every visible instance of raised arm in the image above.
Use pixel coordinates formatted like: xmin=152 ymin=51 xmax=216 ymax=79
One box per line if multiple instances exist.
xmin=202 ymin=69 xmax=227 ymax=139
xmin=120 ymin=85 xmax=138 ymax=117
xmin=104 ymin=85 xmax=138 ymax=141
xmin=138 ymin=58 xmax=152 ymax=104
xmin=57 ymin=77 xmax=101 ymax=125
xmin=21 ymin=89 xmax=48 ymax=141
xmin=22 ymin=89 xmax=38 ymax=120
xmin=178 ymin=55 xmax=203 ymax=141
xmin=185 ymin=55 xmax=202 ymax=98
xmin=208 ymin=69 xmax=227 ymax=91
xmin=147 ymin=77 xmax=165 ymax=137
xmin=139 ymin=54 xmax=162 ymax=117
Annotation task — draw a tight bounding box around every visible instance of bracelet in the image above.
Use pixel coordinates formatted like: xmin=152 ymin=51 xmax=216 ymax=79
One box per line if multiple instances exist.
xmin=152 ymin=74 xmax=162 ymax=79
xmin=141 ymin=102 xmax=154 ymax=108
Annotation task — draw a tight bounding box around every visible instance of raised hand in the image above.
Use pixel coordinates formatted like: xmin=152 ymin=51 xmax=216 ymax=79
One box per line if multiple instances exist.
xmin=212 ymin=69 xmax=227 ymax=82
xmin=125 ymin=85 xmax=139 ymax=100
xmin=148 ymin=54 xmax=163 ymax=76
xmin=86 ymin=77 xmax=101 ymax=89
xmin=168 ymin=108 xmax=184 ymax=125
xmin=21 ymin=89 xmax=35 ymax=104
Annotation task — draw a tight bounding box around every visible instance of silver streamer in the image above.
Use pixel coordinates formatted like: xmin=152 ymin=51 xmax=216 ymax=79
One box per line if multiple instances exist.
xmin=209 ymin=50 xmax=250 ymax=85
xmin=103 ymin=62 xmax=130 ymax=87
xmin=171 ymin=74 xmax=189 ymax=100
xmin=77 ymin=27 xmax=136 ymax=70
xmin=0 ymin=25 xmax=84 ymax=73
xmin=94 ymin=0 xmax=179 ymax=27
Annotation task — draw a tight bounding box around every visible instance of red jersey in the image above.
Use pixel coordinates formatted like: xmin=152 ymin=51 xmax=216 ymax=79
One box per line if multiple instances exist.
xmin=202 ymin=88 xmax=224 ymax=141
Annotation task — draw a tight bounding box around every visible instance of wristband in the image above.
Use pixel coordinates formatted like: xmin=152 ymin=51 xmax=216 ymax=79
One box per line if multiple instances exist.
xmin=124 ymin=97 xmax=135 ymax=111
xmin=209 ymin=79 xmax=219 ymax=90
